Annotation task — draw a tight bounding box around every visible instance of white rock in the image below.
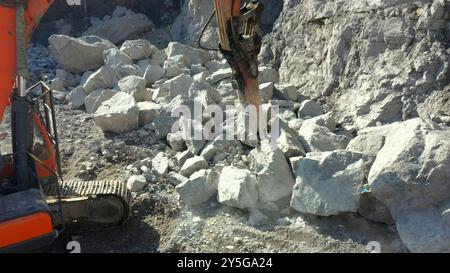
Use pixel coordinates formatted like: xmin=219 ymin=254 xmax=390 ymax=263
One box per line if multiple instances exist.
xmin=298 ymin=100 xmax=323 ymax=118
xmin=154 ymin=73 xmax=193 ymax=100
xmin=80 ymin=71 xmax=94 ymax=86
xmin=176 ymin=169 xmax=218 ymax=205
xmin=300 ymin=112 xmax=336 ymax=131
xmin=193 ymin=71 xmax=211 ymax=82
xmin=83 ymin=10 xmax=154 ymax=44
xmin=206 ymin=68 xmax=233 ymax=85
xmin=85 ymin=89 xmax=116 ymax=114
xmin=298 ymin=123 xmax=347 ymax=152
xmin=127 ymin=175 xmax=147 ymax=192
xmin=167 ymin=131 xmax=186 ymax=152
xmin=218 ymin=166 xmax=259 ymax=209
xmin=289 ymin=156 xmax=304 ymax=175
xmin=149 ymin=48 xmax=167 ymax=67
xmin=274 ymin=83 xmax=298 ymax=101
xmin=180 ymin=117 xmax=206 ymax=155
xmin=248 ymin=209 xmax=269 ymax=226
xmin=200 ymin=136 xmax=242 ymax=162
xmin=205 ymin=60 xmax=227 ymax=73
xmin=259 ymin=82 xmax=274 ymax=102
xmin=153 ymin=152 xmax=169 ymax=176
xmin=190 ymin=80 xmax=222 ymax=107
xmin=347 ymin=122 xmax=399 ymax=175
xmin=104 ymin=47 xmax=133 ymax=67
xmin=250 ymin=140 xmax=296 ymax=204
xmin=83 ymin=66 xmax=121 ymax=94
xmin=167 ymin=171 xmax=188 ymax=186
xmin=143 ymin=65 xmax=165 ymax=86
xmin=368 ymin=118 xmax=450 ymax=252
xmin=163 ymin=55 xmax=190 ymax=79
xmin=276 ymin=128 xmax=306 ymax=158
xmin=67 ymin=86 xmax=86 ymax=108
xmin=94 ymin=92 xmax=139 ymax=133
xmin=137 ymin=101 xmax=161 ymax=126
xmin=180 ymin=156 xmax=209 ymax=177
xmin=49 ymin=78 xmax=66 ymax=92
xmin=120 ymin=39 xmax=155 ymax=61
xmin=258 ymin=66 xmax=279 ymax=83
xmin=191 ymin=64 xmax=207 ymax=75
xmin=49 ymin=35 xmax=116 ymax=73
xmin=290 ymin=150 xmax=365 ymax=216
xmin=117 ymin=75 xmax=148 ymax=102
xmin=176 ymin=150 xmax=194 ymax=167
xmin=165 ymin=42 xmax=210 ymax=65
xmin=153 ymin=96 xmax=194 ymax=137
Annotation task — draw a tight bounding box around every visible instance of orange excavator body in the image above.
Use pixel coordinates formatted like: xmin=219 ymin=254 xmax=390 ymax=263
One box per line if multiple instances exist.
xmin=0 ymin=0 xmax=54 ymax=121
xmin=0 ymin=0 xmax=57 ymax=252
xmin=0 ymin=6 xmax=16 ymax=121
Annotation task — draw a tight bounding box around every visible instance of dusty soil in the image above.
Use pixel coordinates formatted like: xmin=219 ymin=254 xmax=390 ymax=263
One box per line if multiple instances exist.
xmin=40 ymin=104 xmax=408 ymax=253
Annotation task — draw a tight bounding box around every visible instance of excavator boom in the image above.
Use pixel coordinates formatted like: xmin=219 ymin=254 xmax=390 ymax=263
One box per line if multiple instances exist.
xmin=0 ymin=0 xmax=54 ymax=121
xmin=213 ymin=0 xmax=264 ymax=111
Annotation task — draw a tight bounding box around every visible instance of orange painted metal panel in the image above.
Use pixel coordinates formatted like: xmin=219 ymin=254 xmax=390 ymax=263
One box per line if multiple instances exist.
xmin=0 ymin=212 xmax=53 ymax=249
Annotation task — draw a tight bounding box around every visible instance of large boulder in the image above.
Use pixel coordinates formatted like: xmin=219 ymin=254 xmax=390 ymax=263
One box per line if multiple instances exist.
xmin=82 ymin=66 xmax=121 ymax=94
xmin=218 ymin=166 xmax=259 ymax=209
xmin=347 ymin=122 xmax=400 ymax=175
xmin=83 ymin=9 xmax=154 ymax=44
xmin=85 ymin=89 xmax=116 ymax=114
xmin=49 ymin=35 xmax=116 ymax=73
xmin=250 ymin=140 xmax=296 ymax=205
xmin=368 ymin=118 xmax=450 ymax=252
xmin=94 ymin=92 xmax=139 ymax=133
xmin=290 ymin=150 xmax=365 ymax=216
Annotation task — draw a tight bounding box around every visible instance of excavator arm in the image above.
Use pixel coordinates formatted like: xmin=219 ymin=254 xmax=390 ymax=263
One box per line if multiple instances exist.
xmin=0 ymin=0 xmax=54 ymax=121
xmin=213 ymin=0 xmax=264 ymax=111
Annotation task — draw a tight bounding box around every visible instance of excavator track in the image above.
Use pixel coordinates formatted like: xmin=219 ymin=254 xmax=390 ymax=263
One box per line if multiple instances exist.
xmin=43 ymin=180 xmax=132 ymax=227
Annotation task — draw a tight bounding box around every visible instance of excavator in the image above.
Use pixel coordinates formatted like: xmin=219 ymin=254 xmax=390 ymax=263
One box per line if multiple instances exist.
xmin=0 ymin=0 xmax=263 ymax=252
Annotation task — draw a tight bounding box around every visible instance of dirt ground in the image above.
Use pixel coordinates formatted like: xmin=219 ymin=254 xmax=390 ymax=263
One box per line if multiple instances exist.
xmin=36 ymin=104 xmax=407 ymax=253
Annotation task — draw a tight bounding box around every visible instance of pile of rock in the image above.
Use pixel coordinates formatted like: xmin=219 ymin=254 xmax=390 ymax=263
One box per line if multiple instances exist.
xmin=44 ymin=2 xmax=450 ymax=253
